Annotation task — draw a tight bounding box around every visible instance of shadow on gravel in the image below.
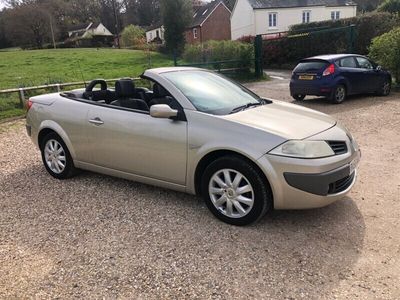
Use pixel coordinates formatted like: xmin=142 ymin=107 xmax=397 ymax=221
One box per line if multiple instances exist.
xmin=292 ymin=93 xmax=397 ymax=115
xmin=0 ymin=165 xmax=366 ymax=299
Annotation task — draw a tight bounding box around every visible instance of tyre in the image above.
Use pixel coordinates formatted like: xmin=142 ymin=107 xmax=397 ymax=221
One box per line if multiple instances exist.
xmin=40 ymin=132 xmax=78 ymax=179
xmin=292 ymin=94 xmax=306 ymax=101
xmin=201 ymin=156 xmax=272 ymax=226
xmin=378 ymin=79 xmax=391 ymax=96
xmin=330 ymin=84 xmax=346 ymax=104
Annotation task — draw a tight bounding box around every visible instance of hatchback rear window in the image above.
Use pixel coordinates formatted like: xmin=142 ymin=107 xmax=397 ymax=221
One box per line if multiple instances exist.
xmin=294 ymin=61 xmax=329 ymax=73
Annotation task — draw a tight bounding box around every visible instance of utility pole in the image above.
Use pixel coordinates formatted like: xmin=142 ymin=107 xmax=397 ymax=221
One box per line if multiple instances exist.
xmin=49 ymin=16 xmax=56 ymax=49
xmin=112 ymin=0 xmax=121 ymax=49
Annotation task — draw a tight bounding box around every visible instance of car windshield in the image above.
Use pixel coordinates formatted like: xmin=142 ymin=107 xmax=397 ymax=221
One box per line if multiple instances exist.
xmin=162 ymin=70 xmax=262 ymax=115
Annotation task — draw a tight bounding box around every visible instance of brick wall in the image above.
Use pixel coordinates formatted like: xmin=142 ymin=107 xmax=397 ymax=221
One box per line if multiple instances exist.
xmin=185 ymin=3 xmax=231 ymax=44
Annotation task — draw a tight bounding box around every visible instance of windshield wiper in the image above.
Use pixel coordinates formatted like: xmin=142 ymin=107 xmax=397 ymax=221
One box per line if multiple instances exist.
xmin=229 ymin=101 xmax=263 ymax=114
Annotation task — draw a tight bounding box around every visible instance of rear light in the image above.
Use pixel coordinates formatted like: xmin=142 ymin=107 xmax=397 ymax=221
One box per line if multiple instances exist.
xmin=26 ymin=99 xmax=33 ymax=111
xmin=323 ymin=64 xmax=335 ymax=76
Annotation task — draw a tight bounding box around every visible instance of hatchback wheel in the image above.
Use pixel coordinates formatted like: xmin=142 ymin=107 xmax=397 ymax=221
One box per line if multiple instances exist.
xmin=201 ymin=156 xmax=272 ymax=226
xmin=40 ymin=132 xmax=78 ymax=179
xmin=330 ymin=85 xmax=346 ymax=104
xmin=292 ymin=94 xmax=306 ymax=101
xmin=378 ymin=79 xmax=391 ymax=96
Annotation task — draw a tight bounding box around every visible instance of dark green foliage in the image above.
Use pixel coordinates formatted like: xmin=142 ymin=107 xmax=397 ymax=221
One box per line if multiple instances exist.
xmin=369 ymin=27 xmax=400 ymax=82
xmin=263 ymin=12 xmax=400 ymax=68
xmin=378 ymin=0 xmax=400 ymax=13
xmin=160 ymin=0 xmax=192 ymax=55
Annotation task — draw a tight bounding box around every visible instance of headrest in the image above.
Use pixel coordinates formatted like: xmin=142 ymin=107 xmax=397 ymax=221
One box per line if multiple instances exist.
xmin=153 ymin=83 xmax=169 ymax=98
xmin=116 ymin=79 xmax=136 ymax=98
xmin=85 ymin=79 xmax=107 ymax=92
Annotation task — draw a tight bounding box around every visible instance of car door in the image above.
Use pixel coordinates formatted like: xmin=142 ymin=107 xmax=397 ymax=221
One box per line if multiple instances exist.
xmin=85 ymin=104 xmax=188 ymax=185
xmin=337 ymin=56 xmax=359 ymax=95
xmin=354 ymin=56 xmax=379 ymax=93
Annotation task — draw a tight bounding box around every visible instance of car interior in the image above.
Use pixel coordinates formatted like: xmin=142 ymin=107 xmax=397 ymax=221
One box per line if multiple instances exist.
xmin=63 ymin=78 xmax=175 ymax=112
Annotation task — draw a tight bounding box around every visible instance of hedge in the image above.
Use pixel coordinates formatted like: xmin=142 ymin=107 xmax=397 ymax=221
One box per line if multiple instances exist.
xmin=182 ymin=40 xmax=254 ymax=69
xmin=263 ymin=12 xmax=400 ymax=68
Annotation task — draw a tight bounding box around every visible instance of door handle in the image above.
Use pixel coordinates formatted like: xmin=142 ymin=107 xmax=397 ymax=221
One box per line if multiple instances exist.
xmin=89 ymin=117 xmax=104 ymax=126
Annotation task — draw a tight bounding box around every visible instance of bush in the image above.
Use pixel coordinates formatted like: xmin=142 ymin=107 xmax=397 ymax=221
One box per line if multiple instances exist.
xmin=121 ymin=25 xmax=146 ymax=48
xmin=369 ymin=27 xmax=400 ymax=82
xmin=262 ymin=12 xmax=400 ymax=68
xmin=182 ymin=40 xmax=254 ymax=69
xmin=290 ymin=12 xmax=399 ymax=54
xmin=378 ymin=0 xmax=400 ymax=13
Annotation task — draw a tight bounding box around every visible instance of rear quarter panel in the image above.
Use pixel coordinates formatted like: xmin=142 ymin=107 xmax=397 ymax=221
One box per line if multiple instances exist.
xmin=27 ymin=93 xmax=90 ymax=161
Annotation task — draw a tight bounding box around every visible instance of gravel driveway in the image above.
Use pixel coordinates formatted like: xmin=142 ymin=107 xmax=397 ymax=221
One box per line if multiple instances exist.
xmin=1 ymin=76 xmax=399 ymax=299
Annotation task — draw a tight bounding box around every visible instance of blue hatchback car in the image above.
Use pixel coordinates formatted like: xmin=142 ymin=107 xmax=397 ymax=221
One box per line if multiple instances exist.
xmin=290 ymin=54 xmax=392 ymax=104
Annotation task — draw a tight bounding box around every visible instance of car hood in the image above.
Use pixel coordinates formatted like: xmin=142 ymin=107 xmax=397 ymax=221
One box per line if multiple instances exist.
xmin=222 ymin=100 xmax=336 ymax=140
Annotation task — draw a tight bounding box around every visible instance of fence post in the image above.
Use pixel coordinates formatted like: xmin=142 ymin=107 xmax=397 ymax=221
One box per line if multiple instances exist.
xmin=18 ymin=88 xmax=25 ymax=108
xmin=173 ymin=51 xmax=178 ymax=66
xmin=254 ymin=35 xmax=263 ymax=78
xmin=347 ymin=25 xmax=356 ymax=53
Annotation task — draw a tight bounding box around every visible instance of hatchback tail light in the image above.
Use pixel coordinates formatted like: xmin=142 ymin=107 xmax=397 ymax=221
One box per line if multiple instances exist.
xmin=26 ymin=99 xmax=33 ymax=111
xmin=323 ymin=64 xmax=335 ymax=76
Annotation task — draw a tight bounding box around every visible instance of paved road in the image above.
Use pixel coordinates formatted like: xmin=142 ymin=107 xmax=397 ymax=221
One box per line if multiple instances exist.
xmin=0 ymin=77 xmax=399 ymax=299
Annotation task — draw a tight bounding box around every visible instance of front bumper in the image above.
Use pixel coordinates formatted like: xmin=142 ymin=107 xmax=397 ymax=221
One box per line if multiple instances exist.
xmin=257 ymin=125 xmax=360 ymax=209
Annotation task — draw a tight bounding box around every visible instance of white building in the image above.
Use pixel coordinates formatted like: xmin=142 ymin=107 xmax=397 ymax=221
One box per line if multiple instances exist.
xmin=67 ymin=22 xmax=113 ymax=39
xmin=145 ymin=24 xmax=165 ymax=43
xmin=231 ymin=0 xmax=357 ymax=40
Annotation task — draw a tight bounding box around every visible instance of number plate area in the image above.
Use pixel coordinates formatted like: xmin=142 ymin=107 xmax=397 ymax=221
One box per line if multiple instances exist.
xmin=299 ymin=75 xmax=314 ymax=80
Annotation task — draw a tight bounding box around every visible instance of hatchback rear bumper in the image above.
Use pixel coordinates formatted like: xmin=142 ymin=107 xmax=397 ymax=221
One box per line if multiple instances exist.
xmin=290 ymin=79 xmax=334 ymax=97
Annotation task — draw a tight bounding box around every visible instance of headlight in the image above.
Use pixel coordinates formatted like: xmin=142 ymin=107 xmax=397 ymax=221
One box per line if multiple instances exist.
xmin=269 ymin=140 xmax=335 ymax=158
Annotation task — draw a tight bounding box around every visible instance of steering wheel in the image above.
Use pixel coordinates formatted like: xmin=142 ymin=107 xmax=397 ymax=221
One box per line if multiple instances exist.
xmin=83 ymin=79 xmax=108 ymax=100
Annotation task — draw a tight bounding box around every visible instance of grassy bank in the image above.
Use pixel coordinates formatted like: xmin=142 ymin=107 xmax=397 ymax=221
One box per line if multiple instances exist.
xmin=0 ymin=48 xmax=173 ymax=120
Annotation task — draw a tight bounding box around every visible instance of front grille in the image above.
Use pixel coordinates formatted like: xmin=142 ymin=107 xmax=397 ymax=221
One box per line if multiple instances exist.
xmin=328 ymin=172 xmax=355 ymax=194
xmin=327 ymin=141 xmax=348 ymax=155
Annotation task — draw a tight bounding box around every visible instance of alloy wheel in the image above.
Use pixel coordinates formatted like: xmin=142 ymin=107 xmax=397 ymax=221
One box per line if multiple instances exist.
xmin=208 ymin=169 xmax=254 ymax=219
xmin=335 ymin=86 xmax=346 ymax=102
xmin=44 ymin=139 xmax=66 ymax=174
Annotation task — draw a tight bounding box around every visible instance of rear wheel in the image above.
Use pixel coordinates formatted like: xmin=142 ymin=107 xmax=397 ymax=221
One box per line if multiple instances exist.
xmin=292 ymin=94 xmax=306 ymax=101
xmin=40 ymin=132 xmax=78 ymax=179
xmin=201 ymin=156 xmax=272 ymax=226
xmin=330 ymin=85 xmax=346 ymax=104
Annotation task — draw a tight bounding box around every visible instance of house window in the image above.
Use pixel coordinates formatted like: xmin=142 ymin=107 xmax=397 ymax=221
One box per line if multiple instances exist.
xmin=193 ymin=28 xmax=198 ymax=39
xmin=268 ymin=13 xmax=277 ymax=28
xmin=149 ymin=32 xmax=153 ymax=40
xmin=302 ymin=11 xmax=311 ymax=23
xmin=331 ymin=11 xmax=340 ymax=20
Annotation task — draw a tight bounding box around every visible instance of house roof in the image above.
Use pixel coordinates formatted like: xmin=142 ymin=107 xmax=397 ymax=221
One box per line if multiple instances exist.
xmin=247 ymin=0 xmax=357 ymax=9
xmin=146 ymin=22 xmax=163 ymax=32
xmin=68 ymin=22 xmax=100 ymax=32
xmin=191 ymin=0 xmax=230 ymax=28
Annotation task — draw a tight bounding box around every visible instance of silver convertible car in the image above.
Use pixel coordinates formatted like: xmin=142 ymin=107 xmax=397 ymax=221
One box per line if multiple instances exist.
xmin=26 ymin=67 xmax=361 ymax=225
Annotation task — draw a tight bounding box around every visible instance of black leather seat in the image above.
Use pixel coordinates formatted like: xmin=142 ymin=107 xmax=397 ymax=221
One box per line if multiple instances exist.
xmin=148 ymin=83 xmax=172 ymax=107
xmin=111 ymin=79 xmax=149 ymax=111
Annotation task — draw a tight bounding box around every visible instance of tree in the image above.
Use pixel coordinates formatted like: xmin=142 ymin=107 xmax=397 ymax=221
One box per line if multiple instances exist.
xmin=160 ymin=0 xmax=192 ymax=55
xmin=3 ymin=2 xmax=56 ymax=48
xmin=378 ymin=0 xmax=400 ymax=13
xmin=369 ymin=27 xmax=400 ymax=82
xmin=120 ymin=24 xmax=145 ymax=48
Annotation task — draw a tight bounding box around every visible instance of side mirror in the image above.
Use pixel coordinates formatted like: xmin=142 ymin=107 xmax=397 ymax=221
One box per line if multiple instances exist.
xmin=376 ymin=65 xmax=382 ymax=71
xmin=150 ymin=104 xmax=178 ymax=119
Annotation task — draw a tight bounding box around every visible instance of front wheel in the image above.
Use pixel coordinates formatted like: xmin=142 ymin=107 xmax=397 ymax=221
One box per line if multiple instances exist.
xmin=378 ymin=79 xmax=391 ymax=96
xmin=201 ymin=156 xmax=272 ymax=226
xmin=292 ymin=94 xmax=306 ymax=101
xmin=330 ymin=85 xmax=346 ymax=104
xmin=40 ymin=132 xmax=78 ymax=179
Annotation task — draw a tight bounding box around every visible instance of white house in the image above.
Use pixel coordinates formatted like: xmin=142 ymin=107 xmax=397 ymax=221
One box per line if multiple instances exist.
xmin=145 ymin=24 xmax=165 ymax=44
xmin=68 ymin=22 xmax=113 ymax=39
xmin=231 ymin=0 xmax=357 ymax=40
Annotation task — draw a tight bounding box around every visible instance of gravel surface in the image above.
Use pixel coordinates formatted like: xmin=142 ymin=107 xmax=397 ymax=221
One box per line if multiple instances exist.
xmin=1 ymin=76 xmax=399 ymax=299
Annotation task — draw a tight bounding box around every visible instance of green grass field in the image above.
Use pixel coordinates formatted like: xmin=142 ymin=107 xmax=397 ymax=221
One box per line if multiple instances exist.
xmin=0 ymin=48 xmax=173 ymax=119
